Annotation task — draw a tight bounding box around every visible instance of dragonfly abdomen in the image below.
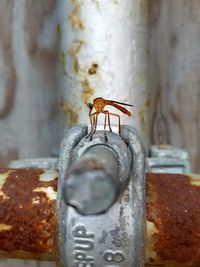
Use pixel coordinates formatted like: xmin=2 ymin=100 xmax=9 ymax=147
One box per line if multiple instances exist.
xmin=106 ymin=101 xmax=132 ymax=116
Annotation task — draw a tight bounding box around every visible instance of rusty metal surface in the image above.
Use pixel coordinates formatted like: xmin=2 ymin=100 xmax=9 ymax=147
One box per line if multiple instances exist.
xmin=1 ymin=168 xmax=200 ymax=266
xmin=146 ymin=172 xmax=200 ymax=267
xmin=0 ymin=168 xmax=58 ymax=261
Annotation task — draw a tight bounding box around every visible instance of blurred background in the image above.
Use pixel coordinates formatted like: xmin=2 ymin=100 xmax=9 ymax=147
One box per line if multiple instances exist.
xmin=0 ymin=0 xmax=199 ymax=174
xmin=0 ymin=0 xmax=199 ymax=266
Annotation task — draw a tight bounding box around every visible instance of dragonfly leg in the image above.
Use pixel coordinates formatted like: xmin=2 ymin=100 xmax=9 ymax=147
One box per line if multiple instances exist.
xmin=103 ymin=111 xmax=112 ymax=132
xmin=89 ymin=115 xmax=96 ymax=140
xmin=102 ymin=111 xmax=109 ymax=142
xmin=93 ymin=113 xmax=98 ymax=133
xmin=104 ymin=112 xmax=107 ymax=130
xmin=108 ymin=112 xmax=121 ymax=134
xmin=104 ymin=131 xmax=108 ymax=142
xmin=86 ymin=112 xmax=97 ymax=139
xmin=89 ymin=114 xmax=93 ymax=129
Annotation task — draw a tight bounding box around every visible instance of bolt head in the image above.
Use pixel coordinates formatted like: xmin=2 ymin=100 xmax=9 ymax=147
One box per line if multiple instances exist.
xmin=63 ymin=167 xmax=117 ymax=215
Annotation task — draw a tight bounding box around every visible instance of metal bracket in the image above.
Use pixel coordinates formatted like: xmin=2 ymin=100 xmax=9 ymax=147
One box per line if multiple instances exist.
xmin=9 ymin=158 xmax=58 ymax=169
xmin=56 ymin=124 xmax=146 ymax=267
xmin=147 ymin=145 xmax=191 ymax=173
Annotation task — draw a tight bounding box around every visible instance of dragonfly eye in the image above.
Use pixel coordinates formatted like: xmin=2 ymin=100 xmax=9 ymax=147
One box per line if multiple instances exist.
xmin=87 ymin=103 xmax=93 ymax=110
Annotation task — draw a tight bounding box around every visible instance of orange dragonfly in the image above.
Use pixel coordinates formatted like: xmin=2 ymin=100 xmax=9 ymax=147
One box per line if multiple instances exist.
xmin=87 ymin=97 xmax=133 ymax=136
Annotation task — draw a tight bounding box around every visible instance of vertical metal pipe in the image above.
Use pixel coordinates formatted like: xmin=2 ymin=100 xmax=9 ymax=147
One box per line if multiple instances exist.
xmin=58 ymin=0 xmax=149 ymax=146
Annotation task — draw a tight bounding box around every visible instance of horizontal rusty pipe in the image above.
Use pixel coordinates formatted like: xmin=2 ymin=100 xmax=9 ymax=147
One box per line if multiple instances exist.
xmin=0 ymin=168 xmax=58 ymax=261
xmin=146 ymin=173 xmax=200 ymax=267
xmin=0 ymin=168 xmax=200 ymax=266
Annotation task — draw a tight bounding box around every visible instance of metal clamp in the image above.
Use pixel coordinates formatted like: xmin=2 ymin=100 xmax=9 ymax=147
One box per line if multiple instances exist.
xmin=56 ymin=124 xmax=146 ymax=267
xmin=147 ymin=145 xmax=191 ymax=173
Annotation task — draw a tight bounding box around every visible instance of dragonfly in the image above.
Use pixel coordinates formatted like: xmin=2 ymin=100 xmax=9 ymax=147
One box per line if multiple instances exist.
xmin=86 ymin=97 xmax=133 ymax=137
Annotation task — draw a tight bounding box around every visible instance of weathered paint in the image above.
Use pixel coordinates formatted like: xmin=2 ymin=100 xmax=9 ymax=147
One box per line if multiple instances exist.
xmin=60 ymin=97 xmax=79 ymax=125
xmin=146 ymin=172 xmax=200 ymax=267
xmin=68 ymin=0 xmax=84 ymax=30
xmin=58 ymin=0 xmax=150 ymax=147
xmin=0 ymin=168 xmax=58 ymax=261
xmin=81 ymin=79 xmax=95 ymax=103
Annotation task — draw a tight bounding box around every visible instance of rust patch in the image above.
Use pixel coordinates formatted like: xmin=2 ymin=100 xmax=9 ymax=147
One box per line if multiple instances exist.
xmin=69 ymin=40 xmax=84 ymax=75
xmin=60 ymin=98 xmax=79 ymax=125
xmin=69 ymin=41 xmax=84 ymax=57
xmin=73 ymin=57 xmax=81 ymax=74
xmin=69 ymin=0 xmax=84 ymax=30
xmin=81 ymin=79 xmax=94 ymax=103
xmin=0 ymin=168 xmax=58 ymax=257
xmin=88 ymin=63 xmax=98 ymax=75
xmin=146 ymin=173 xmax=200 ymax=266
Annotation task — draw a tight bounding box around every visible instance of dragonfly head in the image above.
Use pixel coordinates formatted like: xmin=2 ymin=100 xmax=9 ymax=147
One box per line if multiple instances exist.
xmin=87 ymin=102 xmax=93 ymax=111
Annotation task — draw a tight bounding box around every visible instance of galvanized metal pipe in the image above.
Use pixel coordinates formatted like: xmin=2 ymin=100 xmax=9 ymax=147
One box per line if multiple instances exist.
xmin=1 ymin=169 xmax=200 ymax=267
xmin=58 ymin=0 xmax=150 ymax=146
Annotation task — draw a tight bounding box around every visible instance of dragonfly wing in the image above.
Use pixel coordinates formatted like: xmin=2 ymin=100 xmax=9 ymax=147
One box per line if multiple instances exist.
xmin=106 ymin=100 xmax=134 ymax=107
